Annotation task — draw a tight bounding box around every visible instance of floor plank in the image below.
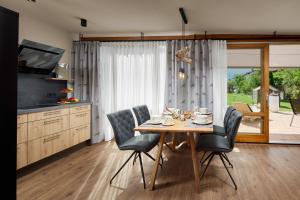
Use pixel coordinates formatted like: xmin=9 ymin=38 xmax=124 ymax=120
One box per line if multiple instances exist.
xmin=17 ymin=141 xmax=300 ymax=200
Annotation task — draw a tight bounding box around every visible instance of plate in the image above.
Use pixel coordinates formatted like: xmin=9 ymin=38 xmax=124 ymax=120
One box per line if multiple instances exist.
xmin=192 ymin=120 xmax=213 ymax=125
xmin=198 ymin=112 xmax=212 ymax=115
xmin=162 ymin=122 xmax=175 ymax=126
xmin=146 ymin=120 xmax=162 ymax=125
xmin=163 ymin=111 xmax=172 ymax=115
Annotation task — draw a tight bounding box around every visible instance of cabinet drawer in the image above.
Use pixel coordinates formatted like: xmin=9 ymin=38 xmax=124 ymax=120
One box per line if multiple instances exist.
xmin=70 ymin=125 xmax=90 ymax=146
xmin=17 ymin=114 xmax=27 ymax=124
xmin=70 ymin=112 xmax=90 ymax=128
xmin=53 ymin=130 xmax=70 ymax=154
xmin=28 ymin=136 xmax=50 ymax=164
xmin=28 ymin=131 xmax=70 ymax=164
xmin=70 ymin=105 xmax=90 ymax=114
xmin=28 ymin=108 xmax=69 ymax=121
xmin=17 ymin=142 xmax=27 ymax=169
xmin=17 ymin=123 xmax=27 ymax=144
xmin=28 ymin=115 xmax=69 ymax=140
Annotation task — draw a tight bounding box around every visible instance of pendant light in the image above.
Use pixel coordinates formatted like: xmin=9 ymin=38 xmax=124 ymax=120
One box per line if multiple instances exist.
xmin=176 ymin=8 xmax=192 ymax=80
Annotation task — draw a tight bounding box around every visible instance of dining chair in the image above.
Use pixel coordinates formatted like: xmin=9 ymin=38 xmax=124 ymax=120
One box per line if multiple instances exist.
xmin=289 ymin=96 xmax=300 ymax=126
xmin=200 ymin=106 xmax=236 ymax=166
xmin=213 ymin=106 xmax=236 ymax=136
xmin=196 ymin=110 xmax=243 ymax=190
xmin=133 ymin=105 xmax=172 ymax=153
xmin=107 ymin=109 xmax=161 ymax=189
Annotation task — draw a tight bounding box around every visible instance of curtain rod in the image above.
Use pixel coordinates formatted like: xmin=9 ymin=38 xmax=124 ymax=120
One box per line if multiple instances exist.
xmin=80 ymin=34 xmax=300 ymax=42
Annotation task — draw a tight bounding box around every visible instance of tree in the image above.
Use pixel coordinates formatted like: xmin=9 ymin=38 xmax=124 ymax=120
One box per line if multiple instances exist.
xmin=272 ymin=69 xmax=300 ymax=100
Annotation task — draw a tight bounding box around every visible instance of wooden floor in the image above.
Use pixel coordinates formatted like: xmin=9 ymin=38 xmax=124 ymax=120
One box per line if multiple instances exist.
xmin=17 ymin=141 xmax=300 ymax=200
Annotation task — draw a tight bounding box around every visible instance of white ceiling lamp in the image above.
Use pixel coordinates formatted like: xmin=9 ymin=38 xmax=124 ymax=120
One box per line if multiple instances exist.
xmin=176 ymin=8 xmax=192 ymax=65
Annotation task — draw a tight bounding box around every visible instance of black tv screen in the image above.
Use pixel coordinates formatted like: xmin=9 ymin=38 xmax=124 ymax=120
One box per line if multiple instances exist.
xmin=18 ymin=39 xmax=64 ymax=74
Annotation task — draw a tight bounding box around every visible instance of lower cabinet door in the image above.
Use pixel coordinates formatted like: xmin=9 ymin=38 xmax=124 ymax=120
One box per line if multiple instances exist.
xmin=70 ymin=125 xmax=90 ymax=146
xmin=28 ymin=135 xmax=54 ymax=164
xmin=53 ymin=131 xmax=70 ymax=154
xmin=17 ymin=143 xmax=27 ymax=169
xmin=28 ymin=139 xmax=42 ymax=164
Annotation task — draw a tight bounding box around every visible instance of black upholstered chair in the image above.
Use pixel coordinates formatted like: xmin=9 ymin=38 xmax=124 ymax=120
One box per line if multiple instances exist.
xmin=133 ymin=105 xmax=172 ymax=152
xmin=196 ymin=110 xmax=243 ymax=190
xmin=107 ymin=109 xmax=161 ymax=189
xmin=213 ymin=106 xmax=236 ymax=136
xmin=200 ymin=106 xmax=236 ymax=165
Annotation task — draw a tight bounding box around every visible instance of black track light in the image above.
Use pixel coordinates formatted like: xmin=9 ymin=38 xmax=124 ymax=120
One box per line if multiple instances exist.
xmin=81 ymin=18 xmax=87 ymax=27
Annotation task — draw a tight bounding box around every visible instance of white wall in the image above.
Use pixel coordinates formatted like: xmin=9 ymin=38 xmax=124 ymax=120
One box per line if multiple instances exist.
xmin=19 ymin=14 xmax=73 ymax=64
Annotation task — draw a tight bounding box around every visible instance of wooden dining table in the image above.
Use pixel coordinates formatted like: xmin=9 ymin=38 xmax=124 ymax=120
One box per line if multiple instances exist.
xmin=134 ymin=118 xmax=213 ymax=191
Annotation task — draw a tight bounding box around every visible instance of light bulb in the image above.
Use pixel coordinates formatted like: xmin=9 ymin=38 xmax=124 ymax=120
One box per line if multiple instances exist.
xmin=179 ymin=71 xmax=185 ymax=79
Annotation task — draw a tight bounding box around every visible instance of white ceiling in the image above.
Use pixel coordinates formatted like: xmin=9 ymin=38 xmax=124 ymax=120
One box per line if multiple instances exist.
xmin=1 ymin=0 xmax=300 ymax=35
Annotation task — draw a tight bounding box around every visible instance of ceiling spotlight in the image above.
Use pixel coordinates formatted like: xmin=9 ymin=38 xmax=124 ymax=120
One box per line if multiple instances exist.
xmin=27 ymin=0 xmax=36 ymax=2
xmin=81 ymin=18 xmax=87 ymax=27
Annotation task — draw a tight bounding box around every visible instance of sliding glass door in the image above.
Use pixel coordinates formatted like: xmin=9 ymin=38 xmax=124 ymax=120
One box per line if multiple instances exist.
xmin=269 ymin=44 xmax=300 ymax=144
xmin=227 ymin=44 xmax=269 ymax=143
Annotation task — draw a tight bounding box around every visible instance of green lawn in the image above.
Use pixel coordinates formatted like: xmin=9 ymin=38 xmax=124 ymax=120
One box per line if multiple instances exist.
xmin=227 ymin=93 xmax=292 ymax=112
xmin=228 ymin=93 xmax=253 ymax=105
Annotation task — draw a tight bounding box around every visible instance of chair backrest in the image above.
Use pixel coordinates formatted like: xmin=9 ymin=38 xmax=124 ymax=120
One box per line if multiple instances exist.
xmin=289 ymin=97 xmax=300 ymax=115
xmin=225 ymin=110 xmax=243 ymax=149
xmin=223 ymin=106 xmax=236 ymax=129
xmin=107 ymin=109 xmax=135 ymax=147
xmin=132 ymin=105 xmax=151 ymax=125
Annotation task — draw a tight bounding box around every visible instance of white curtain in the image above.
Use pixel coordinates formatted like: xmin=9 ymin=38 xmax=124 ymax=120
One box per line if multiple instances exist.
xmin=99 ymin=41 xmax=167 ymax=141
xmin=210 ymin=40 xmax=228 ymax=126
xmin=165 ymin=40 xmax=213 ymax=112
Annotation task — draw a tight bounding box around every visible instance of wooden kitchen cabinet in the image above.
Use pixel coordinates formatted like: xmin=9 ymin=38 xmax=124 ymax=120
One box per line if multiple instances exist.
xmin=17 ymin=122 xmax=27 ymax=144
xmin=17 ymin=142 xmax=27 ymax=169
xmin=20 ymin=104 xmax=91 ymax=168
xmin=70 ymin=105 xmax=90 ymax=114
xmin=70 ymin=112 xmax=90 ymax=128
xmin=17 ymin=114 xmax=27 ymax=124
xmin=53 ymin=130 xmax=70 ymax=154
xmin=28 ymin=131 xmax=70 ymax=164
xmin=17 ymin=114 xmax=28 ymax=169
xmin=28 ymin=115 xmax=69 ymax=141
xmin=28 ymin=108 xmax=69 ymax=122
xmin=70 ymin=125 xmax=90 ymax=146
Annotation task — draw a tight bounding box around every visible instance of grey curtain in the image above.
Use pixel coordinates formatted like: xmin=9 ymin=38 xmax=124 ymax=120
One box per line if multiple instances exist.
xmin=165 ymin=40 xmax=213 ymax=112
xmin=71 ymin=41 xmax=103 ymax=144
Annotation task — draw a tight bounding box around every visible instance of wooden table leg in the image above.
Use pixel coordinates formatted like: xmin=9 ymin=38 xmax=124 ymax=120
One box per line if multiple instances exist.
xmin=188 ymin=132 xmax=200 ymax=192
xmin=171 ymin=133 xmax=177 ymax=151
xmin=149 ymin=133 xmax=165 ymax=190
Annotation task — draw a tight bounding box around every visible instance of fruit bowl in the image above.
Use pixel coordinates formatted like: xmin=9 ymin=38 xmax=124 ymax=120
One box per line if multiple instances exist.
xmin=58 ymin=97 xmax=79 ymax=104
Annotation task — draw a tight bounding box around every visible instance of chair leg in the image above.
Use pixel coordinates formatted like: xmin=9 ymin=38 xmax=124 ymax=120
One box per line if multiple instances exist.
xmin=138 ymin=153 xmax=146 ymax=189
xmin=201 ymin=152 xmax=214 ymax=166
xmin=199 ymin=151 xmax=207 ymax=163
xmin=222 ymin=153 xmax=233 ymax=168
xmin=200 ymin=153 xmax=215 ymax=180
xmin=110 ymin=151 xmax=136 ymax=185
xmin=219 ymin=153 xmax=237 ymax=190
xmin=143 ymin=152 xmax=163 ymax=168
xmin=164 ymin=142 xmax=173 ymax=151
xmin=133 ymin=152 xmax=138 ymax=166
xmin=290 ymin=114 xmax=295 ymax=126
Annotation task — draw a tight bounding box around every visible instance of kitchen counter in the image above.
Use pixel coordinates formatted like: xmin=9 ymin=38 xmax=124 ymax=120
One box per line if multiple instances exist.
xmin=17 ymin=102 xmax=91 ymax=115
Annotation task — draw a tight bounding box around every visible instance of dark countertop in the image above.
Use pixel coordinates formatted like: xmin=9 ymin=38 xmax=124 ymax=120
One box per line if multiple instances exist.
xmin=17 ymin=102 xmax=91 ymax=115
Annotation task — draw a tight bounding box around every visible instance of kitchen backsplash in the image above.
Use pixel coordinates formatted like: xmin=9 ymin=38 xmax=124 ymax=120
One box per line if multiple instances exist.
xmin=17 ymin=73 xmax=67 ymax=107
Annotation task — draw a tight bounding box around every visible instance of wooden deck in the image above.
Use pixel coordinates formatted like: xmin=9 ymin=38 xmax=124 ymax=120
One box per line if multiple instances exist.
xmin=17 ymin=141 xmax=300 ymax=200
